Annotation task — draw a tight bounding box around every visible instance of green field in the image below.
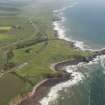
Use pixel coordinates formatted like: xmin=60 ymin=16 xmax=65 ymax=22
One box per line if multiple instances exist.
xmin=0 ymin=26 xmax=12 ymax=31
xmin=0 ymin=0 xmax=93 ymax=105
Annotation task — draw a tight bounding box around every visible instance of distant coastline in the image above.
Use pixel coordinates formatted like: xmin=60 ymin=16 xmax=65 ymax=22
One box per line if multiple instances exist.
xmin=53 ymin=1 xmax=88 ymax=51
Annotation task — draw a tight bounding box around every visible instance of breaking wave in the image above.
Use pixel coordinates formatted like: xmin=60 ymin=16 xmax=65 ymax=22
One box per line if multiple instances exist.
xmin=39 ymin=0 xmax=105 ymax=105
xmin=40 ymin=55 xmax=105 ymax=105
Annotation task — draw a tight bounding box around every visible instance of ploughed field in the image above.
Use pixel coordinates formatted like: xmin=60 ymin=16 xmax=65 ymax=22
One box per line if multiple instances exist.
xmin=0 ymin=0 xmax=92 ymax=105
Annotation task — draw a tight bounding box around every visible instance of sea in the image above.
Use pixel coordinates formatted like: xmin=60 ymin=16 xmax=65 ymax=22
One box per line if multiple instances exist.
xmin=40 ymin=0 xmax=105 ymax=105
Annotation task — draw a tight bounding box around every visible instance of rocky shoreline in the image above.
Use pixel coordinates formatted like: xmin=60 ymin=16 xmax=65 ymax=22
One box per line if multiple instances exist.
xmin=11 ymin=15 xmax=105 ymax=104
xmin=13 ymin=69 xmax=71 ymax=105
xmin=11 ymin=14 xmax=105 ymax=105
xmin=11 ymin=46 xmax=105 ymax=105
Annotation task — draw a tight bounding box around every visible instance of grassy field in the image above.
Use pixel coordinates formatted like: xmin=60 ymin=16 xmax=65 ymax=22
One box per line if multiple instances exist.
xmin=0 ymin=0 xmax=93 ymax=105
xmin=11 ymin=10 xmax=92 ymax=84
xmin=0 ymin=26 xmax=12 ymax=31
xmin=0 ymin=34 xmax=15 ymax=41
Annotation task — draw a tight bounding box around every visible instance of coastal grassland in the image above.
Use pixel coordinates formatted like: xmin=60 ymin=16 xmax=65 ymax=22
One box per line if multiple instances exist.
xmin=13 ymin=39 xmax=91 ymax=83
xmin=0 ymin=0 xmax=93 ymax=105
xmin=11 ymin=10 xmax=92 ymax=85
xmin=12 ymin=2 xmax=90 ymax=81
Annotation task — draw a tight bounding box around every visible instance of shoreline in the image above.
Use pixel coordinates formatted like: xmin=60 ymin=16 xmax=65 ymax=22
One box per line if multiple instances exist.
xmin=52 ymin=1 xmax=88 ymax=51
xmin=11 ymin=23 xmax=105 ymax=105
xmin=11 ymin=2 xmax=105 ymax=105
xmin=13 ymin=64 xmax=72 ymax=105
xmin=13 ymin=47 xmax=105 ymax=105
xmin=53 ymin=1 xmax=105 ymax=52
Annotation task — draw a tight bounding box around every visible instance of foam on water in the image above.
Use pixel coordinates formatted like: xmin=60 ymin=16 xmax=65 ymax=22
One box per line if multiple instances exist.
xmin=40 ymin=65 xmax=84 ymax=105
xmin=40 ymin=54 xmax=105 ymax=105
xmin=53 ymin=0 xmax=105 ymax=51
xmin=53 ymin=1 xmax=78 ymax=13
xmin=40 ymin=56 xmax=101 ymax=105
xmin=53 ymin=0 xmax=89 ymax=51
xmin=53 ymin=17 xmax=86 ymax=51
xmin=40 ymin=1 xmax=105 ymax=105
xmin=53 ymin=16 xmax=105 ymax=51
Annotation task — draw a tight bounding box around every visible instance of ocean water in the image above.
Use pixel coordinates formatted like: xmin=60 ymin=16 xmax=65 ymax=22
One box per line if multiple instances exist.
xmin=64 ymin=0 xmax=105 ymax=50
xmin=51 ymin=59 xmax=105 ymax=105
xmin=40 ymin=0 xmax=105 ymax=105
xmin=40 ymin=56 xmax=105 ymax=105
